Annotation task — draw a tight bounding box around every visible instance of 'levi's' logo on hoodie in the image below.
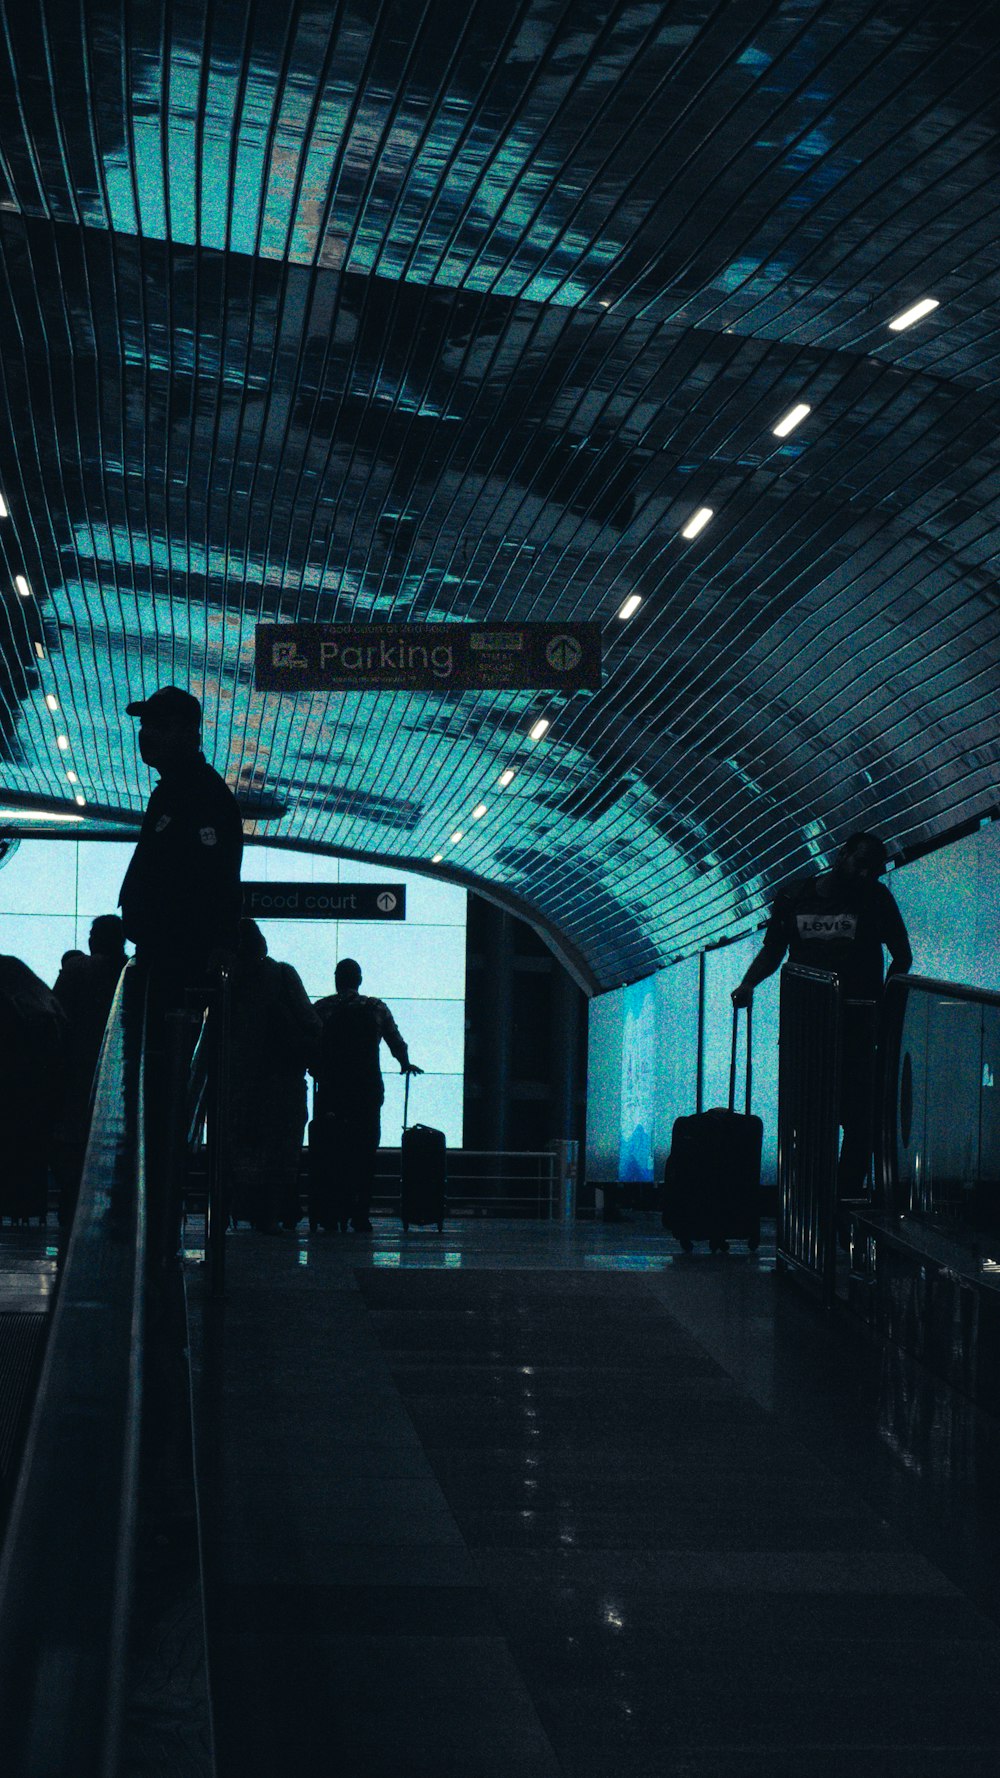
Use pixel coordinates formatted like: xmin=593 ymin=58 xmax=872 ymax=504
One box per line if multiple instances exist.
xmin=796 ymin=912 xmax=857 ymax=941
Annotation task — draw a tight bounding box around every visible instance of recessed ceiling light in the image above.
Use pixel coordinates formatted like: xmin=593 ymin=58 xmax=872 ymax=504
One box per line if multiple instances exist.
xmin=431 ymin=853 xmax=444 ymax=863
xmin=0 ymin=494 xmax=7 ymax=518
xmin=66 ymin=770 xmax=78 ymax=783
xmin=617 ymin=594 xmax=642 ymax=620
xmin=74 ymin=793 xmax=86 ymax=807
xmin=772 ymin=402 xmax=811 ymax=438
xmin=498 ymin=767 xmax=515 ymax=787
xmin=0 ymin=807 xmax=83 ymax=822
xmin=45 ymin=693 xmax=59 ymax=711
xmin=888 ymin=297 xmax=939 ymax=332
xmin=681 ymin=507 xmax=713 ymax=539
xmin=449 ymin=830 xmax=463 ymax=844
xmin=15 ymin=575 xmax=30 ymax=598
xmin=472 ymin=803 xmax=487 ymax=819
xmin=529 ymin=718 xmax=549 ymax=741
xmin=56 ymin=734 xmax=70 ymax=751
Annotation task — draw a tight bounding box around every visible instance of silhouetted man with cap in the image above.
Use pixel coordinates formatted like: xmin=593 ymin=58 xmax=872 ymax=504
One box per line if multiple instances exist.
xmin=119 ymin=686 xmax=243 ymax=1258
xmin=119 ymin=686 xmax=243 ymax=975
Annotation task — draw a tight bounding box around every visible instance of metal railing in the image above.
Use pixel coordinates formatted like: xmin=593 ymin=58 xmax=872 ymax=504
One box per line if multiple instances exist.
xmin=0 ymin=961 xmax=147 ymax=1777
xmin=371 ymin=1148 xmax=559 ymax=1218
xmin=878 ymin=973 xmax=1000 ymax=1234
xmin=776 ymin=964 xmax=842 ymax=1305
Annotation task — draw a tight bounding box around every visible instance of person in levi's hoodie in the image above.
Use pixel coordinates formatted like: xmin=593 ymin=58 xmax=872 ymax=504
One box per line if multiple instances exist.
xmin=732 ymin=832 xmax=912 ymax=1208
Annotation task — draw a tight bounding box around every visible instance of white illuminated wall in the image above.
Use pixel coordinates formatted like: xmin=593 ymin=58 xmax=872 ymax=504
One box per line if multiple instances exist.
xmin=0 ymin=839 xmax=466 ymax=1145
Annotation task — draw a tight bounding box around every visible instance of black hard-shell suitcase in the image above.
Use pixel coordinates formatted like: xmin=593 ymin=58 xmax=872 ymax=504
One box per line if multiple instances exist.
xmin=662 ymin=1004 xmax=762 ymax=1253
xmin=400 ymin=1074 xmax=445 ymax=1232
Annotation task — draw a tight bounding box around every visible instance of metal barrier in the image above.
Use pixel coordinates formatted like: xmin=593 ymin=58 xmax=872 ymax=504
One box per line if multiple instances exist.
xmin=0 ymin=962 xmax=147 ymax=1777
xmin=776 ymin=964 xmax=842 ymax=1304
xmin=878 ymin=973 xmax=1000 ymax=1232
xmin=372 ymin=1149 xmax=558 ymax=1218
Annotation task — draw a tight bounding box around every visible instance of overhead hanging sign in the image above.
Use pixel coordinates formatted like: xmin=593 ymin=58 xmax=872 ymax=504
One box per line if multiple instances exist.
xmin=254 ymin=622 xmax=602 ymax=693
xmin=242 ymin=881 xmax=406 ymax=920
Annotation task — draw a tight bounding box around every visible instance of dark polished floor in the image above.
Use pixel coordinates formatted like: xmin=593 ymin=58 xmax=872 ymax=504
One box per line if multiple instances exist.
xmin=186 ymin=1216 xmax=1000 ymax=1777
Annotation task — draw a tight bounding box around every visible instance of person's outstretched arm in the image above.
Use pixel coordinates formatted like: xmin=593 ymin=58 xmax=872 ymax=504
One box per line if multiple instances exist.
xmin=731 ymin=948 xmax=781 ymax=1008
xmin=731 ymin=895 xmax=789 ymax=1007
xmin=376 ymin=1000 xmax=422 ymax=1072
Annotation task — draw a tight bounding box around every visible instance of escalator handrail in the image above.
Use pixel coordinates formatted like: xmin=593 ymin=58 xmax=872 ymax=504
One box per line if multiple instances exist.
xmin=0 ymin=959 xmax=147 ymax=1777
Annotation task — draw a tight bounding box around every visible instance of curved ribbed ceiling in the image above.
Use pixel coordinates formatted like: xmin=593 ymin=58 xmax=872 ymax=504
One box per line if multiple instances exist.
xmin=0 ymin=0 xmax=997 ymax=989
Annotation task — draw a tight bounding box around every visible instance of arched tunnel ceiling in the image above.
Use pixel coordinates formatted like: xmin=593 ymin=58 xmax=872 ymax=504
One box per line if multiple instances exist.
xmin=0 ymin=0 xmax=997 ymax=991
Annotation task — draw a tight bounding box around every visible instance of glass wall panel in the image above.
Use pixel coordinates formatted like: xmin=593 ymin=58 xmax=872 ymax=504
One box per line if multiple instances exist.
xmin=619 ymin=976 xmax=657 ymax=1183
xmin=652 ymin=956 xmax=699 ymax=1178
xmin=586 ymin=986 xmax=624 ymax=1180
xmin=382 ymin=1070 xmax=463 ymax=1146
xmin=891 ymin=822 xmax=1000 ymax=995
xmin=0 ymin=913 xmax=78 ymax=983
xmin=702 ymin=939 xmax=779 ymax=1185
xmin=0 ymin=841 xmax=77 ymax=919
xmin=76 ymin=842 xmax=136 ymax=917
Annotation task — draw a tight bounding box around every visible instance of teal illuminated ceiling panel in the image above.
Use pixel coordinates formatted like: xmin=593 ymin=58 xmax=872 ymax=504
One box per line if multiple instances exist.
xmin=0 ymin=1 xmax=998 ymax=989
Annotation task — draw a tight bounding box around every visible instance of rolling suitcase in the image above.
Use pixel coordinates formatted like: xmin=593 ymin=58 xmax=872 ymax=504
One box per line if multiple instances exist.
xmin=307 ymin=1112 xmax=350 ymax=1232
xmin=662 ymin=1004 xmax=762 ymax=1253
xmin=400 ymin=1073 xmax=445 ymax=1232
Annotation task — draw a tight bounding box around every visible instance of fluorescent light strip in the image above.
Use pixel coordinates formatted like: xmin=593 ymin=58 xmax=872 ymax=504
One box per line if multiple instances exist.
xmin=33 ymin=642 xmax=45 ymax=659
xmin=56 ymin=734 xmax=70 ymax=751
xmin=617 ymin=594 xmax=642 ymax=620
xmin=772 ymin=403 xmax=811 ymax=438
xmin=45 ymin=693 xmax=59 ymax=712
xmin=449 ymin=830 xmax=463 ymax=843
xmin=66 ymin=771 xmax=78 ymax=783
xmin=498 ymin=767 xmax=515 ymax=787
xmin=0 ymin=494 xmax=8 ymax=519
xmin=0 ymin=808 xmax=84 ymax=822
xmin=431 ymin=852 xmax=444 ymax=863
xmin=471 ymin=803 xmax=487 ymax=819
xmin=74 ymin=794 xmax=86 ymax=807
xmin=681 ymin=506 xmax=713 ymax=539
xmin=15 ymin=575 xmax=30 ymax=598
xmin=529 ymin=718 xmax=549 ymax=741
xmin=888 ymin=297 xmax=939 ymax=332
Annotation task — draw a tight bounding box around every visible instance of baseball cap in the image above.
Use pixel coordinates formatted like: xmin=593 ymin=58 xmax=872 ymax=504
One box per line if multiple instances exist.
xmin=125 ymin=685 xmax=202 ymax=727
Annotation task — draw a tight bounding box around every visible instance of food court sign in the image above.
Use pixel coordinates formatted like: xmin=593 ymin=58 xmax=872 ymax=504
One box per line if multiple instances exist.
xmin=254 ymin=622 xmax=602 ymax=694
xmin=242 ymin=882 xmax=406 ymax=920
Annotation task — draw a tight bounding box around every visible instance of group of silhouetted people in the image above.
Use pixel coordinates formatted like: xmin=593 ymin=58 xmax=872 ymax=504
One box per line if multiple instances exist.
xmin=0 ymin=684 xmax=914 ymax=1253
xmin=0 ymin=684 xmax=420 ymax=1240
xmin=0 ymin=916 xmax=128 ymax=1225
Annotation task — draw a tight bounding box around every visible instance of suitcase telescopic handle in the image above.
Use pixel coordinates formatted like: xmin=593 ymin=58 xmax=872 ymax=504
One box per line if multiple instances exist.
xmin=403 ymin=1067 xmax=410 ymax=1135
xmin=729 ymin=1000 xmax=753 ymax=1114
